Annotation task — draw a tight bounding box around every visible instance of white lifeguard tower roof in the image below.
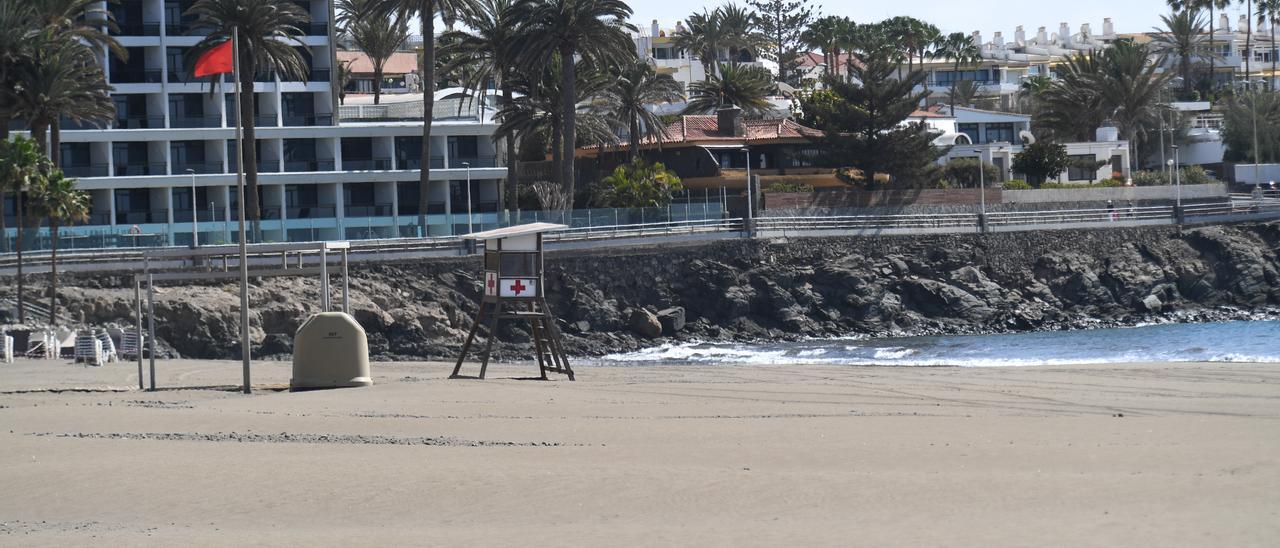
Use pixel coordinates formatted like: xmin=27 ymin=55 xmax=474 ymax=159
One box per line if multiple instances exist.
xmin=461 ymin=222 xmax=567 ymax=240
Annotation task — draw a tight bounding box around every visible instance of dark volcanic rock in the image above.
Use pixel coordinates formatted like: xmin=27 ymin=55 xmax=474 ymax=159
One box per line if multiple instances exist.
xmin=16 ymin=223 xmax=1280 ymax=361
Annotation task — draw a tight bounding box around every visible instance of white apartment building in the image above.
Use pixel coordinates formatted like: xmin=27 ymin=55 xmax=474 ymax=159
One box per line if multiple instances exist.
xmin=4 ymin=0 xmax=506 ymax=250
xmin=633 ymin=20 xmax=768 ymax=90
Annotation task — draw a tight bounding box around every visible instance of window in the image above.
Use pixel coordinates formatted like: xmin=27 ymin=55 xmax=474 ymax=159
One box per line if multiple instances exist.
xmin=1068 ymin=154 xmax=1098 ymax=181
xmin=499 ymin=253 xmax=537 ymax=277
xmin=958 ymin=123 xmax=980 ymax=144
xmin=985 ymin=123 xmax=1014 ymax=144
xmin=448 ymin=136 xmax=479 ymax=159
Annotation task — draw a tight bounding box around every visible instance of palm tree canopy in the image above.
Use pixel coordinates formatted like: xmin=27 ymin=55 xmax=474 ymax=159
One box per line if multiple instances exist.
xmin=683 ymin=62 xmax=775 ymax=118
xmin=32 ymin=169 xmax=90 ymax=225
xmin=518 ymin=0 xmax=636 ymax=67
xmin=602 ymin=59 xmax=684 ymax=148
xmin=186 ymin=0 xmax=311 ymax=81
xmin=495 ymin=57 xmax=617 ymax=149
xmin=9 ymin=30 xmax=114 ymax=130
xmin=29 ymin=0 xmax=127 ymax=61
xmin=442 ymin=0 xmax=534 ymax=94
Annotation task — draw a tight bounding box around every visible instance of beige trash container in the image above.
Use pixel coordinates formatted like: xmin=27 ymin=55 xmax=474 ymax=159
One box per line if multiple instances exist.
xmin=291 ymin=312 xmax=372 ymax=391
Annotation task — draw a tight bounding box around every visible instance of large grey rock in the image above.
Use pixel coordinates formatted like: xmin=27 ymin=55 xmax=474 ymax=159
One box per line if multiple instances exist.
xmin=657 ymin=307 xmax=686 ymax=334
xmin=629 ymin=308 xmax=662 ymax=339
xmin=1139 ymin=294 xmax=1163 ymax=312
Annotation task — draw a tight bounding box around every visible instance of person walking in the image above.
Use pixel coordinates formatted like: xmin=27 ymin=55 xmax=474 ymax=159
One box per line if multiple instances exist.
xmin=1107 ymin=200 xmax=1115 ymax=221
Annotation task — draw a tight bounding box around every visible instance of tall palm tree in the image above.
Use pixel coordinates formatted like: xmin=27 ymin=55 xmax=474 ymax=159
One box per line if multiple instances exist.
xmin=0 ymin=136 xmax=49 ymax=323
xmin=603 ymin=58 xmax=683 ymax=161
xmin=671 ymin=10 xmax=722 ymax=81
xmin=1153 ymin=8 xmax=1211 ymax=97
xmin=1095 ymin=41 xmax=1176 ymax=168
xmin=30 ymin=168 xmax=88 ymax=325
xmin=1170 ymin=0 xmax=1232 ymax=92
xmin=495 ymin=56 xmax=615 ymax=198
xmin=1260 ymin=0 xmax=1280 ymax=90
xmin=1243 ymin=0 xmax=1256 ymax=87
xmin=9 ymin=31 xmax=114 ymax=167
xmin=936 ymin=32 xmax=982 ymax=109
xmin=520 ymin=0 xmax=635 ymax=201
xmin=683 ymin=62 xmax=775 ymax=118
xmin=344 ymin=5 xmax=409 ymax=105
xmin=714 ymin=3 xmax=766 ymax=63
xmin=188 ymin=0 xmax=309 ymax=240
xmin=1017 ymin=74 xmax=1052 ymax=114
xmin=0 ymin=0 xmax=39 ymax=142
xmin=802 ymin=15 xmax=850 ymax=79
xmin=375 ymin=0 xmax=481 ymax=233
xmin=444 ymin=0 xmax=534 ymax=212
xmin=1035 ymin=52 xmax=1107 ymax=142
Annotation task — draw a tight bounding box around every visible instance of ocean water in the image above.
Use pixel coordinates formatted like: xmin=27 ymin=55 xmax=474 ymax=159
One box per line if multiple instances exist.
xmin=598 ymin=321 xmax=1280 ymax=367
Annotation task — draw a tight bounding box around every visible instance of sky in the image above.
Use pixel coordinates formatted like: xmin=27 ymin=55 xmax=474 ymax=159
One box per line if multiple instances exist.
xmin=626 ymin=0 xmax=1257 ymax=37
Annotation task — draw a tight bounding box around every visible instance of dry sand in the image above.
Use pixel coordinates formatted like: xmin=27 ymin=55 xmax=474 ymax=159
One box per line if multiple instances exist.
xmin=1 ymin=357 xmax=1278 ymax=547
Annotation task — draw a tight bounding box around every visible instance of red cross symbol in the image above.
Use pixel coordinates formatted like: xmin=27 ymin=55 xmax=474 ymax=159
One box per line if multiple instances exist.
xmin=487 ymin=277 xmax=496 ymax=290
xmin=510 ymin=279 xmax=528 ymax=295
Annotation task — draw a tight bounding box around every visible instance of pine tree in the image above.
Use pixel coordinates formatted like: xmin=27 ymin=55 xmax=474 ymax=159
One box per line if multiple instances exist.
xmin=799 ymin=50 xmax=943 ymax=186
xmin=746 ymin=0 xmax=818 ymax=85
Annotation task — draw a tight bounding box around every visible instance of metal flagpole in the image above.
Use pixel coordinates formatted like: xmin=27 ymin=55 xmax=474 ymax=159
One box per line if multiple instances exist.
xmin=232 ymin=26 xmax=252 ymax=394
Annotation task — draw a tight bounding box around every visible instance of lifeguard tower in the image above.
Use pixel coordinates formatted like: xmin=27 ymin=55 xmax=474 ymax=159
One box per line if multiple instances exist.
xmin=451 ymin=223 xmax=575 ymax=381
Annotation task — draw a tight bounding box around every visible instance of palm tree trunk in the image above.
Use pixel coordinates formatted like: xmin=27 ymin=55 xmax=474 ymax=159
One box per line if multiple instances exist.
xmin=50 ymin=122 xmax=61 ymax=168
xmin=32 ymin=122 xmax=49 ymax=158
xmin=951 ymin=60 xmax=960 ymax=107
xmin=417 ymin=12 xmax=435 ymax=235
xmin=501 ymin=81 xmax=517 ymax=214
xmin=240 ymin=51 xmax=262 ymax=242
xmin=559 ymin=46 xmax=577 ymax=204
xmin=551 ymin=113 xmax=562 ymax=193
xmin=1272 ymin=17 xmax=1277 ymax=91
xmin=373 ymin=63 xmax=383 ymax=105
xmin=49 ymin=221 xmax=58 ymax=326
xmin=1 ymin=188 xmax=8 ymax=254
xmin=1209 ymin=6 xmax=1217 ymax=93
xmin=1247 ymin=1 xmax=1255 ymax=87
xmin=629 ymin=111 xmax=640 ymax=163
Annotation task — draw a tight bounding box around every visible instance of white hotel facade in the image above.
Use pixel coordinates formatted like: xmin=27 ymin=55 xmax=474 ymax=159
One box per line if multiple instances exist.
xmin=4 ymin=0 xmax=506 ymax=249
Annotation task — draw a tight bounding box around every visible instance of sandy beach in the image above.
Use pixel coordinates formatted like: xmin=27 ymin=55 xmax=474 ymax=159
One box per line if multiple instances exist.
xmin=2 ymin=357 xmax=1278 ymax=546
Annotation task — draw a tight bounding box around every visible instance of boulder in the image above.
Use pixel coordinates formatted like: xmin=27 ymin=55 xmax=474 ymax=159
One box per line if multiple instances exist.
xmin=260 ymin=333 xmax=293 ymax=357
xmin=1139 ymin=294 xmax=1163 ymax=313
xmin=629 ymin=308 xmax=663 ymax=339
xmin=656 ymin=307 xmax=686 ymax=335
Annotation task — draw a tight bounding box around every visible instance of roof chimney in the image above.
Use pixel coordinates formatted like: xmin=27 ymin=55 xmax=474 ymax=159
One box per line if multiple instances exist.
xmin=652 ymin=19 xmax=660 ymax=37
xmin=993 ymin=31 xmax=1005 ymax=48
xmin=717 ymin=106 xmax=744 ymax=137
xmin=1103 ymin=18 xmax=1114 ymax=36
xmin=1036 ymin=26 xmax=1048 ymax=44
xmin=1221 ymin=14 xmax=1230 ymax=33
xmin=1059 ymin=22 xmax=1072 ymax=46
xmin=1015 ymin=26 xmax=1026 ymax=45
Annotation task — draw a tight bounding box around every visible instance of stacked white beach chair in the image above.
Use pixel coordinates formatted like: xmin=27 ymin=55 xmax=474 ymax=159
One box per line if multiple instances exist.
xmin=25 ymin=330 xmax=55 ymax=359
xmin=95 ymin=330 xmax=118 ymax=363
xmin=1 ymin=331 xmax=13 ymax=364
xmin=121 ymin=331 xmax=145 ymax=360
xmin=74 ymin=332 xmax=105 ymax=366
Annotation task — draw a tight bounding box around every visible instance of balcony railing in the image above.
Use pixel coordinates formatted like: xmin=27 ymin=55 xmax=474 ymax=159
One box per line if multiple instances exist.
xmin=165 ymin=24 xmax=211 ymax=37
xmin=114 ymin=116 xmax=165 ymax=129
xmin=113 ymin=163 xmax=168 ymax=176
xmin=344 ymin=204 xmax=394 ymax=217
xmin=173 ymin=162 xmax=224 ymax=175
xmin=449 ymin=155 xmax=498 ymax=168
xmin=309 ymin=68 xmax=331 ymax=82
xmin=283 ymin=159 xmax=335 ymax=172
xmin=398 ymin=156 xmax=445 ymax=170
xmin=342 ymin=158 xmax=392 ymax=171
xmin=173 ymin=209 xmax=228 ymax=222
xmin=60 ymin=164 xmax=110 ymax=178
xmin=307 ymin=22 xmax=329 ymax=36
xmin=286 ymin=206 xmax=337 ymax=219
xmin=112 ymin=69 xmax=163 ymax=84
xmin=112 ymin=22 xmax=161 ymax=36
xmin=167 ymin=70 xmax=194 ymax=83
xmin=283 ymin=114 xmax=334 ymax=126
xmin=115 ymin=209 xmax=169 ymax=224
xmin=256 ymin=161 xmax=280 ymax=173
xmin=170 ymin=116 xmax=222 ymax=128
xmin=72 ymin=212 xmax=113 ymax=226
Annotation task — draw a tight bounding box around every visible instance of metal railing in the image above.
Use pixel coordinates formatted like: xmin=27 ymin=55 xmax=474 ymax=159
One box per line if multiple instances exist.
xmin=5 ymin=202 xmax=1280 ymax=271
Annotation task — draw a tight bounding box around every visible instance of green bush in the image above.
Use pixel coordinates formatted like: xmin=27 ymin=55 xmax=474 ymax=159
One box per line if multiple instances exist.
xmin=940 ymin=158 xmax=1001 ymax=188
xmin=763 ymin=181 xmax=815 ymax=193
xmin=592 ymin=159 xmax=683 ymax=208
xmin=1097 ymin=178 xmax=1126 ymax=187
xmin=1002 ymin=180 xmax=1032 ymax=190
xmin=1131 ymin=170 xmax=1169 ymax=186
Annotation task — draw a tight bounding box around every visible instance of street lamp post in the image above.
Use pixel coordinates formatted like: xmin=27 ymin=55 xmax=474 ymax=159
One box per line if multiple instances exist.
xmin=186 ymin=169 xmax=198 ymax=248
xmin=742 ymin=147 xmax=753 ymax=229
xmin=463 ymin=162 xmax=472 ymax=233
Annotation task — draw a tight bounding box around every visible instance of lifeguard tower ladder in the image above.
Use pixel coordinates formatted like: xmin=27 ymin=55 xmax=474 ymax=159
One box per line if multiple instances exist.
xmin=451 ymin=223 xmax=574 ymax=380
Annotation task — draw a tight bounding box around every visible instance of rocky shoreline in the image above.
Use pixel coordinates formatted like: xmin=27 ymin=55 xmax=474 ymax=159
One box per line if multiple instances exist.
xmin=5 ymin=222 xmax=1278 ymax=361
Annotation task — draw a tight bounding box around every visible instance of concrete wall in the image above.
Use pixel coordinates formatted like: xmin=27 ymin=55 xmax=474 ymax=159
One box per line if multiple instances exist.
xmin=1002 ymin=183 xmax=1228 ymax=204
xmin=1234 ymin=164 xmax=1280 ymax=184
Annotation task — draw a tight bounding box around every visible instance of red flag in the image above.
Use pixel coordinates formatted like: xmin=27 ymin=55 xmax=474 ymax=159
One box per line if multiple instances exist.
xmin=194 ymin=40 xmax=234 ymax=78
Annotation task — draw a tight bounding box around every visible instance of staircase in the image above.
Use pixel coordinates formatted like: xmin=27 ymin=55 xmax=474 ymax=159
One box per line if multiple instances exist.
xmin=0 ymin=297 xmax=75 ymax=326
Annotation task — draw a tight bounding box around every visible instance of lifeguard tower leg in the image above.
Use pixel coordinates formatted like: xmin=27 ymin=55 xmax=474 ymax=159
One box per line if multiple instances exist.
xmin=450 ymin=303 xmax=486 ymax=378
xmin=477 ymin=301 xmax=502 ymax=379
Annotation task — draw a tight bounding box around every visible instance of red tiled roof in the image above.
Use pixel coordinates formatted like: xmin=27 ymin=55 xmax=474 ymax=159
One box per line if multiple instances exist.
xmin=337 ymin=51 xmax=418 ymax=75
xmin=652 ymin=115 xmax=824 ymax=144
xmin=909 ymin=108 xmax=951 ymax=119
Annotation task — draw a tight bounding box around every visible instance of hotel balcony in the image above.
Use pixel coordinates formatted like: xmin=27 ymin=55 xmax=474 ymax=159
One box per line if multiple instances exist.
xmin=282 ymin=114 xmax=334 ymax=127
xmin=173 ymin=162 xmax=225 ymax=175
xmin=342 ymin=158 xmax=392 ymax=171
xmin=450 ymin=155 xmax=498 ymax=169
xmin=170 ymin=116 xmax=223 ymax=129
xmin=114 ymin=115 xmax=165 ymax=129
xmin=283 ymin=159 xmax=336 ymax=172
xmin=344 ymin=204 xmax=394 ymax=217
xmin=60 ymin=164 xmax=110 ymax=178
xmin=113 ymin=22 xmax=161 ymax=37
xmin=116 ymin=209 xmax=168 ymax=225
xmin=113 ymin=164 xmax=169 ymax=177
